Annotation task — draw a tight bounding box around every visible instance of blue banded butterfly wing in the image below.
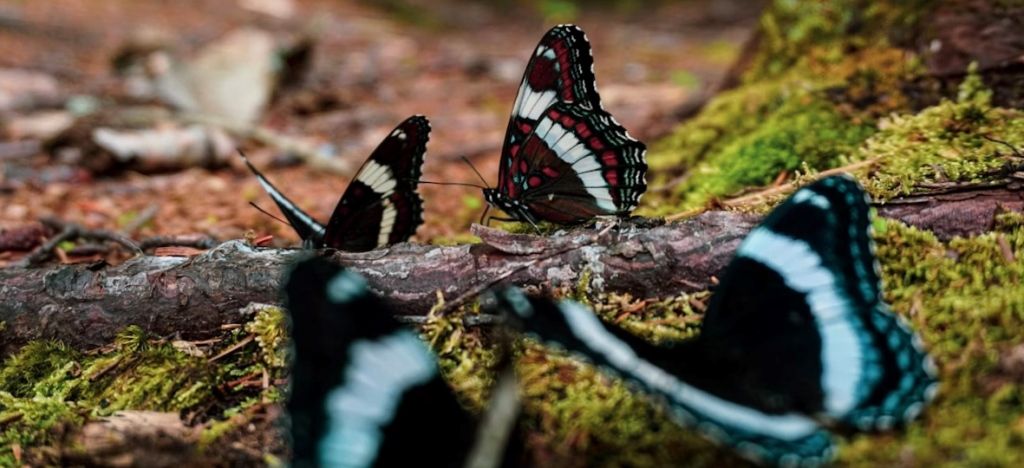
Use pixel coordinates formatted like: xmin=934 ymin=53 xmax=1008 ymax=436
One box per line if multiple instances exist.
xmin=490 ymin=289 xmax=834 ymax=466
xmin=696 ymin=175 xmax=938 ymax=428
xmin=242 ymin=155 xmax=327 ymax=245
xmin=244 ymin=115 xmax=428 ymax=252
xmin=322 ymin=116 xmax=429 ymax=251
xmin=485 ymin=24 xmax=647 ymax=224
xmin=284 ymin=257 xmax=476 ymax=467
xmin=490 ymin=176 xmax=938 ymax=465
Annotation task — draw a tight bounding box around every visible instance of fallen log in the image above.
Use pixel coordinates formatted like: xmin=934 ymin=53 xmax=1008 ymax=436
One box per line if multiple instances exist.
xmin=1 ymin=185 xmax=1021 ymax=354
xmin=0 ymin=212 xmax=754 ymax=354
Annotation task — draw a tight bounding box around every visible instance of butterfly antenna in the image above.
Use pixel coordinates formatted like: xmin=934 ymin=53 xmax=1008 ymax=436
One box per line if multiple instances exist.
xmin=461 ymin=156 xmax=490 ymax=189
xmin=416 ymin=180 xmax=488 ymax=189
xmin=248 ymin=201 xmax=292 ymax=228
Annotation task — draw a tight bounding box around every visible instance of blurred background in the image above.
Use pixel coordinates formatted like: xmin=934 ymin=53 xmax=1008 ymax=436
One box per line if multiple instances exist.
xmin=0 ymin=0 xmax=759 ymax=258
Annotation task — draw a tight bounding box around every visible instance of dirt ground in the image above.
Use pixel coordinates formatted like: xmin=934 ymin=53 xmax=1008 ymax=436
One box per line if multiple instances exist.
xmin=0 ymin=0 xmax=757 ymax=261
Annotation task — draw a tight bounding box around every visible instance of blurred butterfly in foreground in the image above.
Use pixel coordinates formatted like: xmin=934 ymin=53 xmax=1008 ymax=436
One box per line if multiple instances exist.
xmin=284 ymin=257 xmax=521 ymax=468
xmin=488 ymin=175 xmax=939 ymax=466
xmin=243 ymin=115 xmax=429 ymax=252
xmin=481 ymin=24 xmax=647 ymax=227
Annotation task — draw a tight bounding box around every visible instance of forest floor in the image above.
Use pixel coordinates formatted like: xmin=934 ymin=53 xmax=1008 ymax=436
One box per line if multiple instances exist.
xmin=0 ymin=0 xmax=756 ymax=259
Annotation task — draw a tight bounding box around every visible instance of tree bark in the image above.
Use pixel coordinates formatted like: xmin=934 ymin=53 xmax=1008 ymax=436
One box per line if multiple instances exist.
xmin=1 ymin=185 xmax=1021 ymax=355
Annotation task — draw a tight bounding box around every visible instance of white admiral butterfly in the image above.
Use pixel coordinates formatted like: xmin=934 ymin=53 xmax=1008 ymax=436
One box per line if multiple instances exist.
xmin=489 ymin=175 xmax=939 ymax=465
xmin=284 ymin=257 xmax=521 ymax=468
xmin=482 ymin=25 xmax=647 ymax=226
xmin=244 ymin=116 xmax=429 ymax=252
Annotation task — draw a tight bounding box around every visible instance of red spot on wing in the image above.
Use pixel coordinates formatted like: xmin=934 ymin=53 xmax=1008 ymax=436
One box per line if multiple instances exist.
xmin=528 ymin=176 xmax=542 ymax=187
xmin=575 ymin=122 xmax=591 ymax=138
xmin=518 ymin=122 xmax=533 ymax=134
xmin=518 ymin=160 xmax=528 ymax=174
xmin=552 ymin=41 xmax=575 ymax=101
xmin=604 ymin=170 xmax=618 ymax=186
xmin=602 ymin=151 xmax=618 ymax=167
xmin=528 ymin=56 xmax=558 ymax=90
xmin=589 ymin=137 xmax=604 ymax=151
xmin=560 ymin=115 xmax=574 ymax=127
xmin=510 ymin=144 xmax=520 ymax=157
xmin=542 ymin=166 xmax=560 ymax=178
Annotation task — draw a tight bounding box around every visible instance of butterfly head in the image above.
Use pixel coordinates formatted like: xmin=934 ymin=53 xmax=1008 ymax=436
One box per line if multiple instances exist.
xmin=482 ymin=188 xmax=538 ymax=226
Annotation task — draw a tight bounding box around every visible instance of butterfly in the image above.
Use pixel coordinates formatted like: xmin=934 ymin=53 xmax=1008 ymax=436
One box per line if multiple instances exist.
xmin=487 ymin=175 xmax=939 ymax=466
xmin=481 ymin=24 xmax=647 ymax=226
xmin=284 ymin=256 xmax=521 ymax=468
xmin=243 ymin=115 xmax=429 ymax=252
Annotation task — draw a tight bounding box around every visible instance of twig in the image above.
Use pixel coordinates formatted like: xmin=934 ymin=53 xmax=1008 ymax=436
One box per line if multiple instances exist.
xmin=18 ymin=225 xmax=76 ymax=267
xmin=664 ymin=158 xmax=881 ymax=222
xmin=18 ymin=217 xmax=143 ymax=266
xmin=208 ymin=335 xmax=255 ymax=363
xmin=0 ymin=412 xmax=24 ymax=426
xmin=982 ymin=135 xmax=1024 ymax=158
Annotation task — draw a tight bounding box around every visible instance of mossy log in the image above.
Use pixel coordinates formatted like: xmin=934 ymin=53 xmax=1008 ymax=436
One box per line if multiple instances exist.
xmin=2 ymin=185 xmax=1021 ymax=355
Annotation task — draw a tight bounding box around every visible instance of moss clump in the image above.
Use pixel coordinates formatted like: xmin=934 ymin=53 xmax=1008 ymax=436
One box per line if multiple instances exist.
xmin=837 ymin=219 xmax=1024 ymax=465
xmin=418 ymin=301 xmax=499 ymax=410
xmin=667 ymin=96 xmax=875 ymax=211
xmin=747 ymin=0 xmax=928 ymax=83
xmin=639 ymin=0 xmax=973 ymax=217
xmin=861 ymin=68 xmax=1024 ymax=199
xmin=0 ymin=305 xmax=288 ymax=465
xmin=515 ymin=344 xmax=741 ymax=467
xmin=588 ymin=291 xmax=708 ymax=345
xmin=245 ymin=305 xmax=288 ymax=369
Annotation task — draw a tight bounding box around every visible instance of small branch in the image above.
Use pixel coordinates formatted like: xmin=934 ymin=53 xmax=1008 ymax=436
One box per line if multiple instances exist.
xmin=18 ymin=217 xmax=142 ymax=266
xmin=18 ymin=224 xmax=77 ymax=267
xmin=208 ymin=335 xmax=256 ymax=364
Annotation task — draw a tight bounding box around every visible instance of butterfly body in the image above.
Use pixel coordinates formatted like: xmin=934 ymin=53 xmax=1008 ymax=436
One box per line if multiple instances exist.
xmin=486 ymin=25 xmax=646 ymax=225
xmin=491 ymin=176 xmax=938 ymax=465
xmin=245 ymin=116 xmax=429 ymax=252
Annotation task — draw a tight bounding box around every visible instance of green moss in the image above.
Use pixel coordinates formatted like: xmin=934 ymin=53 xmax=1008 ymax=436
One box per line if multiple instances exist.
xmin=861 ymin=71 xmax=1024 ymax=199
xmin=589 ymin=291 xmax=707 ymax=345
xmin=746 ymin=0 xmax=928 ymax=83
xmin=640 ymin=0 xmax=958 ymax=217
xmin=246 ymin=305 xmax=288 ymax=370
xmin=430 ymin=233 xmax=482 ymax=246
xmin=675 ymin=97 xmax=874 ymax=211
xmin=837 ymin=219 xmax=1024 ymax=465
xmin=0 ymin=306 xmax=286 ymax=465
xmin=419 ymin=303 xmax=499 ymax=410
xmin=515 ymin=344 xmax=739 ymax=466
